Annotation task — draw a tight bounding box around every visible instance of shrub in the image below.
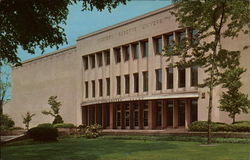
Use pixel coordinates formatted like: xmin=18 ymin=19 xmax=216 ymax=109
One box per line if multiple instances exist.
xmin=84 ymin=124 xmax=103 ymax=138
xmin=230 ymin=124 xmax=250 ymax=132
xmin=27 ymin=126 xmax=58 ymax=141
xmin=37 ymin=123 xmax=54 ymax=128
xmin=233 ymin=121 xmax=250 ymax=125
xmin=0 ymin=114 xmax=15 ymax=129
xmin=53 ymin=123 xmax=75 ymax=128
xmin=52 ymin=115 xmax=64 ymax=124
xmin=189 ymin=121 xmax=211 ymax=132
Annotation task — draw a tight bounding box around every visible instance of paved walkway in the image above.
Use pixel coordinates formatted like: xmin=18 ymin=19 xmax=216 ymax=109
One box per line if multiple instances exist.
xmin=0 ymin=134 xmax=25 ymax=143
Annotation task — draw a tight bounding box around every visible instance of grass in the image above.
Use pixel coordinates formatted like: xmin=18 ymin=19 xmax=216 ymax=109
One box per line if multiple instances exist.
xmin=1 ymin=136 xmax=250 ymax=160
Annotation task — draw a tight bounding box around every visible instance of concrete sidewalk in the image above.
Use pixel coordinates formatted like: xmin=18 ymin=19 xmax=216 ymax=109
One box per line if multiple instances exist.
xmin=0 ymin=134 xmax=25 ymax=144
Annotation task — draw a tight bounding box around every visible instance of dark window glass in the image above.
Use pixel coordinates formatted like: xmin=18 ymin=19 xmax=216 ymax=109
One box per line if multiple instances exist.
xmin=83 ymin=56 xmax=88 ymax=70
xmin=133 ymin=43 xmax=139 ymax=59
xmin=191 ymin=29 xmax=198 ymax=45
xmin=92 ymin=80 xmax=95 ymax=97
xmin=167 ymin=67 xmax=173 ymax=89
xmin=133 ymin=73 xmax=139 ymax=93
xmin=155 ymin=69 xmax=162 ymax=90
xmin=178 ymin=31 xmax=186 ymax=46
xmin=178 ymin=67 xmax=186 ymax=88
xmin=155 ymin=37 xmax=162 ymax=54
xmin=106 ymin=78 xmax=110 ymax=96
xmin=142 ymin=41 xmax=149 ymax=57
xmin=85 ymin=81 xmax=88 ymax=98
xmin=106 ymin=104 xmax=110 ymax=127
xmin=116 ymin=76 xmax=121 ymax=95
xmin=125 ymin=103 xmax=130 ymax=127
xmin=116 ymin=104 xmax=121 ymax=127
xmin=156 ymin=101 xmax=162 ymax=126
xmin=114 ymin=48 xmax=121 ymax=63
xmin=97 ymin=53 xmax=102 ymax=67
xmin=125 ymin=75 xmax=130 ymax=94
xmin=167 ymin=100 xmax=173 ymax=126
xmin=167 ymin=34 xmax=174 ymax=51
xmin=143 ymin=71 xmax=148 ymax=92
xmin=191 ymin=65 xmax=198 ymax=87
xmin=133 ymin=102 xmax=139 ymax=127
xmin=143 ymin=102 xmax=148 ymax=127
xmin=123 ymin=45 xmax=130 ymax=61
xmin=178 ymin=100 xmax=185 ymax=126
xmin=104 ymin=50 xmax=110 ymax=65
xmin=191 ymin=99 xmax=198 ymax=123
xmin=99 ymin=79 xmax=103 ymax=97
xmin=90 ymin=55 xmax=95 ymax=68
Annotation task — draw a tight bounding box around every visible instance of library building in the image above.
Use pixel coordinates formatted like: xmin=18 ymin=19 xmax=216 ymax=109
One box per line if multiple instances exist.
xmin=4 ymin=5 xmax=250 ymax=129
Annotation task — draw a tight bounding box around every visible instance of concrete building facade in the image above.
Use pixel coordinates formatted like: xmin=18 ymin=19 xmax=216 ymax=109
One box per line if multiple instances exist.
xmin=4 ymin=5 xmax=250 ymax=129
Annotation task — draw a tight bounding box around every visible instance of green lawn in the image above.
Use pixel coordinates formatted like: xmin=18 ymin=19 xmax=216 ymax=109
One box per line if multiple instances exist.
xmin=1 ymin=137 xmax=250 ymax=160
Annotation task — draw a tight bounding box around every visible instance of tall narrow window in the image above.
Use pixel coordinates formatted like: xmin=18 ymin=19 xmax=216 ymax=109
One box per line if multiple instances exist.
xmin=133 ymin=73 xmax=139 ymax=93
xmin=155 ymin=69 xmax=162 ymax=90
xmin=85 ymin=81 xmax=88 ymax=98
xmin=191 ymin=29 xmax=198 ymax=45
xmin=166 ymin=67 xmax=173 ymax=89
xmin=90 ymin=55 xmax=95 ymax=68
xmin=156 ymin=101 xmax=162 ymax=126
xmin=133 ymin=43 xmax=139 ymax=59
xmin=155 ymin=37 xmax=162 ymax=54
xmin=178 ymin=67 xmax=186 ymax=88
xmin=106 ymin=78 xmax=110 ymax=96
xmin=142 ymin=71 xmax=148 ymax=92
xmin=123 ymin=45 xmax=130 ymax=61
xmin=125 ymin=75 xmax=130 ymax=94
xmin=97 ymin=53 xmax=102 ymax=67
xmin=99 ymin=79 xmax=103 ymax=97
xmin=104 ymin=50 xmax=110 ymax=65
xmin=114 ymin=48 xmax=121 ymax=63
xmin=116 ymin=76 xmax=121 ymax=95
xmin=167 ymin=34 xmax=174 ymax=51
xmin=91 ymin=80 xmax=95 ymax=97
xmin=143 ymin=102 xmax=148 ymax=127
xmin=178 ymin=31 xmax=186 ymax=46
xmin=191 ymin=65 xmax=198 ymax=87
xmin=191 ymin=99 xmax=198 ymax=122
xmin=83 ymin=56 xmax=88 ymax=70
xmin=142 ymin=40 xmax=148 ymax=57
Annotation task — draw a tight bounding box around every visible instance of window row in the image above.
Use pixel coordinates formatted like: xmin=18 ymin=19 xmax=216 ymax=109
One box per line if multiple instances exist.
xmin=84 ymin=66 xmax=198 ymax=98
xmin=82 ymin=28 xmax=198 ymax=70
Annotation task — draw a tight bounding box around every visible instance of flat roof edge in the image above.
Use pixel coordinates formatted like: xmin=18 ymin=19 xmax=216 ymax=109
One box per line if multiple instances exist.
xmin=77 ymin=4 xmax=175 ymax=41
xmin=20 ymin=45 xmax=76 ymax=65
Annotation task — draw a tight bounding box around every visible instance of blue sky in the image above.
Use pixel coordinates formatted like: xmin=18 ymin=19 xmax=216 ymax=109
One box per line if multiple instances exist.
xmin=18 ymin=1 xmax=171 ymax=61
xmin=3 ymin=1 xmax=172 ymax=99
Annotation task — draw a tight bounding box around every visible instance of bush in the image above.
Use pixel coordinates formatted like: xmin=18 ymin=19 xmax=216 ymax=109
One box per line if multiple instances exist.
xmin=0 ymin=114 xmax=15 ymax=129
xmin=37 ymin=123 xmax=54 ymax=128
xmin=27 ymin=126 xmax=58 ymax=141
xmin=84 ymin=124 xmax=103 ymax=138
xmin=233 ymin=121 xmax=250 ymax=125
xmin=53 ymin=123 xmax=75 ymax=128
xmin=189 ymin=121 xmax=250 ymax=132
xmin=52 ymin=115 xmax=64 ymax=124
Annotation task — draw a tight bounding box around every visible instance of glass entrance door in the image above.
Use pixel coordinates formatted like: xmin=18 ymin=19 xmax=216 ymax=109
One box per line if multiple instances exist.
xmin=167 ymin=100 xmax=173 ymax=127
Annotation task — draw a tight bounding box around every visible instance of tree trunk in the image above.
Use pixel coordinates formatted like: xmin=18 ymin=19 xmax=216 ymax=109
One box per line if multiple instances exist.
xmin=0 ymin=100 xmax=3 ymax=115
xmin=207 ymin=86 xmax=213 ymax=144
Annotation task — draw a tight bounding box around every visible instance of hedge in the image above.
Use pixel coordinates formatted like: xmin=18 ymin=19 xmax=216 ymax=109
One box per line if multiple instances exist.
xmin=53 ymin=123 xmax=75 ymax=128
xmin=189 ymin=121 xmax=250 ymax=132
xmin=27 ymin=126 xmax=58 ymax=141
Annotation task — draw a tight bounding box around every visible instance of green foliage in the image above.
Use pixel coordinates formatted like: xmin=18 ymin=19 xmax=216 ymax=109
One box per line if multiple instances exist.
xmin=53 ymin=123 xmax=75 ymax=128
xmin=84 ymin=124 xmax=103 ymax=138
xmin=52 ymin=115 xmax=64 ymax=124
xmin=22 ymin=112 xmax=35 ymax=130
xmin=0 ymin=64 xmax=11 ymax=115
xmin=0 ymin=0 xmax=126 ymax=66
xmin=0 ymin=114 xmax=14 ymax=129
xmin=42 ymin=96 xmax=64 ymax=124
xmin=233 ymin=121 xmax=250 ymax=125
xmin=37 ymin=123 xmax=54 ymax=128
xmin=219 ymin=67 xmax=250 ymax=123
xmin=27 ymin=126 xmax=58 ymax=141
xmin=169 ymin=0 xmax=250 ymax=144
xmin=189 ymin=121 xmax=250 ymax=132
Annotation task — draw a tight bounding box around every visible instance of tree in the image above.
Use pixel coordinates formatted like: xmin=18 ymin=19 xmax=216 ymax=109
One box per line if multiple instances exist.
xmin=165 ymin=0 xmax=250 ymax=144
xmin=0 ymin=0 xmax=126 ymax=66
xmin=22 ymin=112 xmax=35 ymax=130
xmin=42 ymin=96 xmax=64 ymax=124
xmin=219 ymin=67 xmax=250 ymax=123
xmin=0 ymin=64 xmax=11 ymax=115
